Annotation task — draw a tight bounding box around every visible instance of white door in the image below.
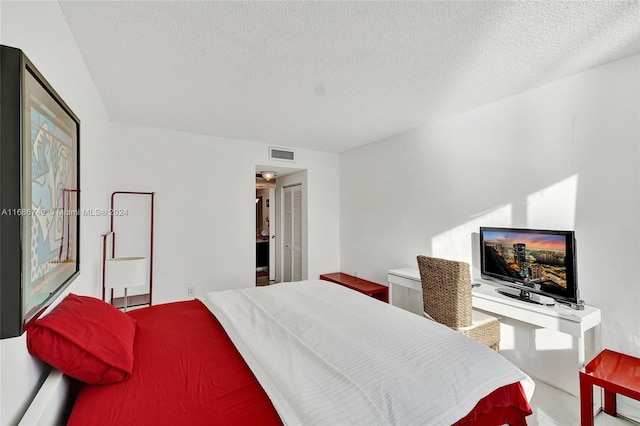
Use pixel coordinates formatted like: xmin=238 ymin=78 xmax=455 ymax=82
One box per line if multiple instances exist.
xmin=283 ymin=184 xmax=302 ymax=282
xmin=268 ymin=187 xmax=276 ymax=281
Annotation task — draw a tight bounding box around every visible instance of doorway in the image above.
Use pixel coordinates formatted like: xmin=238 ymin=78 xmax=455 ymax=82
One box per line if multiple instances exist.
xmin=255 ymin=167 xmax=307 ymax=285
xmin=255 ymin=181 xmax=274 ymax=286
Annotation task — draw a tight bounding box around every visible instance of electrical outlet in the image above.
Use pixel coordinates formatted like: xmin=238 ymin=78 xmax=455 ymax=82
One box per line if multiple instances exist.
xmin=187 ymin=286 xmax=195 ymax=297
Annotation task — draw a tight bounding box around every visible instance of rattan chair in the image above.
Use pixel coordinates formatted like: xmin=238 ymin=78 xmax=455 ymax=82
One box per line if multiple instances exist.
xmin=416 ymin=255 xmax=500 ymax=352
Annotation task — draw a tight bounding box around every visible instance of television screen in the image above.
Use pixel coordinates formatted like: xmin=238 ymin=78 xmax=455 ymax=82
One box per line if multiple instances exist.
xmin=480 ymin=227 xmax=578 ymax=304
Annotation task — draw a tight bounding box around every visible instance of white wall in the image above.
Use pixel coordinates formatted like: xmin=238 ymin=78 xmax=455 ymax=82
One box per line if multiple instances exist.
xmin=109 ymin=123 xmax=340 ymax=303
xmin=341 ymin=55 xmax=640 ymax=359
xmin=0 ymin=2 xmax=113 ymax=424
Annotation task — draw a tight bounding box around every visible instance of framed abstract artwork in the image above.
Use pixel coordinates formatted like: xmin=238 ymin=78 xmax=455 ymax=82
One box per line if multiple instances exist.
xmin=1 ymin=45 xmax=80 ymax=338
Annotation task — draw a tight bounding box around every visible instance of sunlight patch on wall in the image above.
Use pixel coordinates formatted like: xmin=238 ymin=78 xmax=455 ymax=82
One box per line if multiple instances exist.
xmin=526 ymin=175 xmax=579 ymax=230
xmin=535 ymin=328 xmax=575 ymax=351
xmin=431 ymin=204 xmax=512 ymax=264
xmin=497 ymin=322 xmax=516 ymax=351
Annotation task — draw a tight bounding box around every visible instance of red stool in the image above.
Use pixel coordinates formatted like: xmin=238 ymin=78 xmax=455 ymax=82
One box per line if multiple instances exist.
xmin=579 ymin=349 xmax=640 ymax=426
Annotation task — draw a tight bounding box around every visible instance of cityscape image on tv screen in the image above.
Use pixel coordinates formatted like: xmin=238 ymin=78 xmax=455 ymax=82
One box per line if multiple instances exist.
xmin=483 ymin=231 xmax=568 ymax=295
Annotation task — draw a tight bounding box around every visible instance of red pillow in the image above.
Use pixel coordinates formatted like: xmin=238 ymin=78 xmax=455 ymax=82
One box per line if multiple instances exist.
xmin=27 ymin=293 xmax=137 ymax=384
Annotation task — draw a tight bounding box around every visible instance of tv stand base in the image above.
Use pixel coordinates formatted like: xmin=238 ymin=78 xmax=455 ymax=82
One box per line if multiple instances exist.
xmin=495 ymin=288 xmax=556 ymax=306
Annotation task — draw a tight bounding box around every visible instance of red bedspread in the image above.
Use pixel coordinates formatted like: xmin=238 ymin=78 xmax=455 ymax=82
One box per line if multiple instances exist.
xmin=455 ymin=382 xmax=532 ymax=425
xmin=68 ymin=300 xmax=531 ymax=425
xmin=68 ymin=300 xmax=282 ymax=425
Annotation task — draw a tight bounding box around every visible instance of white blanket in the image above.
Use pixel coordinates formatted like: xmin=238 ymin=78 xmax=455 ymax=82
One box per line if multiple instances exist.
xmin=201 ymin=280 xmax=532 ymax=425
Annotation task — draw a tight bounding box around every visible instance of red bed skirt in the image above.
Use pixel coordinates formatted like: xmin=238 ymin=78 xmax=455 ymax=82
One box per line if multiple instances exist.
xmin=454 ymin=382 xmax=532 ymax=425
xmin=68 ymin=300 xmax=531 ymax=425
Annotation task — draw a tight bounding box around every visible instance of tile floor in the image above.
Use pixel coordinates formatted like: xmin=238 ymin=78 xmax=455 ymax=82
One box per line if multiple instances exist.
xmin=528 ymin=378 xmax=637 ymax=425
xmin=256 ymin=268 xmax=270 ymax=286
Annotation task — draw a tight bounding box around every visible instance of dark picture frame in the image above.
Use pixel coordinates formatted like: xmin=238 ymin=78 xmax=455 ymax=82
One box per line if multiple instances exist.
xmin=1 ymin=45 xmax=81 ymax=338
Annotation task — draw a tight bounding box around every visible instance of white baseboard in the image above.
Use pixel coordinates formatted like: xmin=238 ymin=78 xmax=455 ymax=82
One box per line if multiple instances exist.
xmin=618 ymin=396 xmax=640 ymax=423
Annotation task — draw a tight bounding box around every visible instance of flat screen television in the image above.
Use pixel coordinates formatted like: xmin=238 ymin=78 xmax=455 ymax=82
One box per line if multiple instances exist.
xmin=479 ymin=227 xmax=578 ymax=306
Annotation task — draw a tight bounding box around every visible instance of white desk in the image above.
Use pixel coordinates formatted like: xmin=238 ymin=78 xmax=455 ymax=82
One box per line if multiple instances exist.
xmin=387 ymin=267 xmax=601 ymax=365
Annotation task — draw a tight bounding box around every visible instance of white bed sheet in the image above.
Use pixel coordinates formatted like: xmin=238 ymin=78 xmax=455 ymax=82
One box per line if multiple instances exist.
xmin=201 ymin=280 xmax=533 ymax=425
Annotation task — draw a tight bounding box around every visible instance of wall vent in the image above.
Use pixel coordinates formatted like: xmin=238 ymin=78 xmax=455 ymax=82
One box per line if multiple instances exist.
xmin=269 ymin=146 xmax=296 ymax=162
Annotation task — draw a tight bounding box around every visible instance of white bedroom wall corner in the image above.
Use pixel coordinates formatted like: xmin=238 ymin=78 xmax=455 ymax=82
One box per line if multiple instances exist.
xmin=275 ymin=147 xmax=340 ymax=281
xmin=633 ymin=54 xmax=640 ymax=361
xmin=340 ymin=125 xmax=457 ymax=286
xmin=340 ymin=54 xmax=640 ymax=392
xmin=1 ymin=2 xmax=114 ymax=424
xmin=108 ymin=124 xmax=340 ymax=300
xmin=305 ymin=154 xmax=340 ymax=279
xmin=574 ymin=54 xmax=640 ymax=354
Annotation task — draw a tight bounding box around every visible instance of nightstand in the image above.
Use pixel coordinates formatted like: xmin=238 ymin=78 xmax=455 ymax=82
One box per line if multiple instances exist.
xmin=320 ymin=273 xmax=388 ymax=302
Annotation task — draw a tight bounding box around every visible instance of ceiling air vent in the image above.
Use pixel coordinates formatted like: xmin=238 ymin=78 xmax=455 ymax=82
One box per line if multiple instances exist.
xmin=269 ymin=146 xmax=296 ymax=162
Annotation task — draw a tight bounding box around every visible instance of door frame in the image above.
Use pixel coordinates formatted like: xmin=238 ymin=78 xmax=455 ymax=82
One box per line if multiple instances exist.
xmin=255 ymin=166 xmax=307 ymax=284
xmin=268 ymin=187 xmax=276 ymax=281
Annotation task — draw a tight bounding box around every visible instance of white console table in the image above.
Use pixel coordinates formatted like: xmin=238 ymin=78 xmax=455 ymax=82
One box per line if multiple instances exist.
xmin=387 ymin=267 xmax=601 ymax=365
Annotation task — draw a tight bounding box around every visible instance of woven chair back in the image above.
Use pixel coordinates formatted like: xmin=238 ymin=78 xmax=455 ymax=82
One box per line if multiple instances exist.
xmin=416 ymin=255 xmax=472 ymax=328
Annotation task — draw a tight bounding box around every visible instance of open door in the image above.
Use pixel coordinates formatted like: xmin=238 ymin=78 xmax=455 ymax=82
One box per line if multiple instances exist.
xmin=257 ymin=166 xmax=306 ymax=284
xmin=268 ymin=187 xmax=276 ymax=281
xmin=256 ymin=173 xmax=275 ymax=286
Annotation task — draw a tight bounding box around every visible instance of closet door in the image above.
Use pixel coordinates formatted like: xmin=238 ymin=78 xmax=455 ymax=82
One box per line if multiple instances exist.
xmin=283 ymin=184 xmax=302 ymax=282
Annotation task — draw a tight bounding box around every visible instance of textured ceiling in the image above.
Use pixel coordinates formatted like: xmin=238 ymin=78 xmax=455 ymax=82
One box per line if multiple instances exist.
xmin=59 ymin=1 xmax=640 ymax=153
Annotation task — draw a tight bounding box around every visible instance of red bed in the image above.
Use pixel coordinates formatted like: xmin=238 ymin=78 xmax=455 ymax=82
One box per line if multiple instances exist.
xmin=64 ymin=299 xmax=531 ymax=425
xmin=68 ymin=300 xmax=281 ymax=425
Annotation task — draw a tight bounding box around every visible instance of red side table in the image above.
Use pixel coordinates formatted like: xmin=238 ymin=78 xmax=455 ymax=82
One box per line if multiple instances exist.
xmin=320 ymin=273 xmax=388 ymax=303
xmin=579 ymin=349 xmax=640 ymax=426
